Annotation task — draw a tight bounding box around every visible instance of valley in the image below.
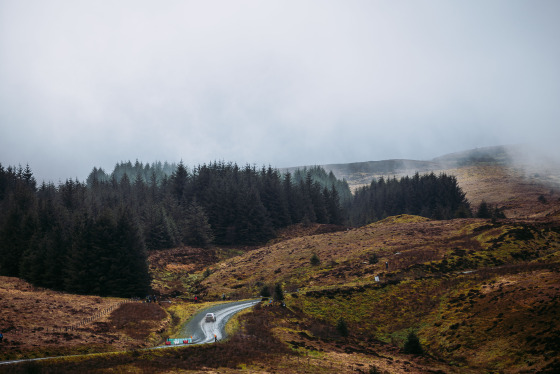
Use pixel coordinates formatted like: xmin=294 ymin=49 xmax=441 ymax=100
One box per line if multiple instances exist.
xmin=1 ymin=146 xmax=560 ymax=373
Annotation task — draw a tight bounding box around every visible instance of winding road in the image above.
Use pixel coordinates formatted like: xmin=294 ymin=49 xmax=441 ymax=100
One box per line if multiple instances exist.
xmin=0 ymin=299 xmax=261 ymax=366
xmin=165 ymin=299 xmax=260 ymax=345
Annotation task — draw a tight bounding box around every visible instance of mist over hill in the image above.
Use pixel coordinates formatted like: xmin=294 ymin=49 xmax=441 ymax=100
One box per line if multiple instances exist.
xmin=2 ymin=144 xmax=560 ymax=372
xmin=284 ymin=144 xmax=560 ymax=189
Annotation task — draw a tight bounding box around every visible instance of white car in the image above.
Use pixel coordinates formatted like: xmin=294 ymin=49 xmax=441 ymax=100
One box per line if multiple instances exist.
xmin=205 ymin=313 xmax=216 ymax=322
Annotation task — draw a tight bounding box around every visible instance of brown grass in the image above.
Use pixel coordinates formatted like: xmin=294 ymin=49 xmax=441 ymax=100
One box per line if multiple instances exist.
xmin=5 ymin=303 xmax=467 ymax=374
xmin=0 ymin=277 xmax=170 ymax=360
xmin=450 ymin=165 xmax=560 ymax=219
xmin=3 ymin=161 xmax=560 ymax=372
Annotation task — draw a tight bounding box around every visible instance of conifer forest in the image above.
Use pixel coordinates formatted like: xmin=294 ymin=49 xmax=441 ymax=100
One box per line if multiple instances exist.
xmin=0 ymin=161 xmax=470 ymax=298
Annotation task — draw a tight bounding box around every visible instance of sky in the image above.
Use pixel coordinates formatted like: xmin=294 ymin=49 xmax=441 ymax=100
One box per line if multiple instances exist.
xmin=1 ymin=1 xmax=559 ymax=183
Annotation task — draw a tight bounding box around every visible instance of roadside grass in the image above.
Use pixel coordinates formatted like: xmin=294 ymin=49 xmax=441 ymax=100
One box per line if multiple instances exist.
xmin=223 ymin=305 xmax=252 ymax=339
xmin=164 ymin=300 xmax=225 ymax=340
xmin=4 ymin=303 xmax=293 ymax=374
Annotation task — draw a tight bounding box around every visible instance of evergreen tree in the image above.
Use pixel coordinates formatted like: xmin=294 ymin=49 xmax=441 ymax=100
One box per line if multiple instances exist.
xmin=144 ymin=205 xmax=177 ymax=250
xmin=310 ymin=252 xmax=321 ymax=266
xmin=476 ymin=200 xmax=492 ymax=218
xmin=261 ymin=166 xmax=291 ymax=228
xmin=403 ymin=330 xmax=423 ymax=355
xmin=336 ymin=317 xmax=349 ymax=337
xmin=0 ymin=181 xmax=37 ymax=276
xmin=65 ymin=214 xmax=99 ymax=294
xmin=324 ymin=185 xmax=344 ymax=224
xmin=182 ymin=200 xmax=214 ymax=248
xmin=260 ymin=285 xmax=271 ymax=297
xmin=369 ymin=253 xmax=379 ymax=265
xmin=171 ymin=161 xmax=189 ymax=203
xmin=274 ymin=283 xmax=284 ymax=301
xmin=109 ymin=209 xmax=151 ymax=297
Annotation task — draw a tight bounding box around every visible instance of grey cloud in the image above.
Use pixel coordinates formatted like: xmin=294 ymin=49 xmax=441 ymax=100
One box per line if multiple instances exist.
xmin=1 ymin=0 xmax=559 ymax=182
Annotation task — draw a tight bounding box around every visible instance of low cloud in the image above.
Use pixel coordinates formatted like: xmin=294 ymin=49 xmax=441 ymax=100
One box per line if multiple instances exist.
xmin=1 ymin=1 xmax=559 ymax=182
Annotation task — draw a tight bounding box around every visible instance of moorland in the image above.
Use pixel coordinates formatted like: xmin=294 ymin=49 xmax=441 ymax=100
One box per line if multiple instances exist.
xmin=1 ymin=145 xmax=559 ymax=373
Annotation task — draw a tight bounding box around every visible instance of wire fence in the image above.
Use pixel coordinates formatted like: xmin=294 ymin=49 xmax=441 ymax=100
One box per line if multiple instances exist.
xmin=7 ymin=299 xmax=138 ymax=334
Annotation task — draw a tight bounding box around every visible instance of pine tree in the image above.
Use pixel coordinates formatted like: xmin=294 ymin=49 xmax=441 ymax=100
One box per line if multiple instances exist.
xmin=182 ymin=200 xmax=214 ymax=248
xmin=260 ymin=285 xmax=271 ymax=297
xmin=274 ymin=283 xmax=284 ymax=301
xmin=144 ymin=205 xmax=177 ymax=250
xmin=325 ymin=185 xmax=344 ymax=224
xmin=171 ymin=161 xmax=189 ymax=203
xmin=476 ymin=200 xmax=491 ymax=218
xmin=65 ymin=214 xmax=98 ymax=294
xmin=109 ymin=209 xmax=151 ymax=297
xmin=336 ymin=317 xmax=349 ymax=337
xmin=0 ymin=182 xmax=37 ymax=276
xmin=310 ymin=253 xmax=321 ymax=266
xmin=403 ymin=330 xmax=423 ymax=355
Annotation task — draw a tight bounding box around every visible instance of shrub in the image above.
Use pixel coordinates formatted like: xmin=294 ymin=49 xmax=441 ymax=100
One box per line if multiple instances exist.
xmin=403 ymin=330 xmax=423 ymax=355
xmin=368 ymin=253 xmax=379 ymax=265
xmin=260 ymin=285 xmax=271 ymax=298
xmin=336 ymin=317 xmax=349 ymax=337
xmin=310 ymin=253 xmax=321 ymax=266
xmin=476 ymin=200 xmax=491 ymax=218
xmin=274 ymin=283 xmax=284 ymax=301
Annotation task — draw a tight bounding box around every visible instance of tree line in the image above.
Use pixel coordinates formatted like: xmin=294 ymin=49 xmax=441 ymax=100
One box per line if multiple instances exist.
xmin=348 ymin=172 xmax=472 ymax=226
xmin=0 ymin=162 xmax=476 ymax=298
xmin=0 ymin=162 xmax=346 ymax=297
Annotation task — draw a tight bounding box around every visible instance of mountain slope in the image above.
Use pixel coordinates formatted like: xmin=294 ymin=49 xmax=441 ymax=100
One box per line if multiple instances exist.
xmin=200 ymin=214 xmax=560 ymax=372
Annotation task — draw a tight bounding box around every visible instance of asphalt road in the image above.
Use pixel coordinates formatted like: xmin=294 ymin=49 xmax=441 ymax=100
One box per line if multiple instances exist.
xmin=0 ymin=299 xmax=261 ymax=366
xmin=175 ymin=299 xmax=261 ymax=345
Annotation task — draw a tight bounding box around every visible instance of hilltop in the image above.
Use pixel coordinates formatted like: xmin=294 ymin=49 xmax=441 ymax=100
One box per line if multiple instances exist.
xmin=291 ymin=144 xmax=560 ymax=195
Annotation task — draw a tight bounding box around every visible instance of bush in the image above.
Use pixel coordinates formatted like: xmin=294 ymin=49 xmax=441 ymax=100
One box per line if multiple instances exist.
xmin=476 ymin=200 xmax=491 ymax=218
xmin=273 ymin=283 xmax=284 ymax=301
xmin=260 ymin=285 xmax=271 ymax=298
xmin=310 ymin=253 xmax=321 ymax=266
xmin=403 ymin=330 xmax=423 ymax=355
xmin=368 ymin=253 xmax=379 ymax=265
xmin=336 ymin=317 xmax=349 ymax=337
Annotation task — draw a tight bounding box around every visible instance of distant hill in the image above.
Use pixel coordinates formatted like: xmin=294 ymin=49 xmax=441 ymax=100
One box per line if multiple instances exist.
xmin=321 ymin=159 xmax=441 ymax=181
xmin=432 ymin=144 xmax=515 ymax=166
xmin=287 ymin=144 xmax=558 ymax=189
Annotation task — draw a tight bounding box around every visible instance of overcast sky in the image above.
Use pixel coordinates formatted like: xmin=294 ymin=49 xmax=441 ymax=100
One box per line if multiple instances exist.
xmin=1 ymin=1 xmax=559 ymax=182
